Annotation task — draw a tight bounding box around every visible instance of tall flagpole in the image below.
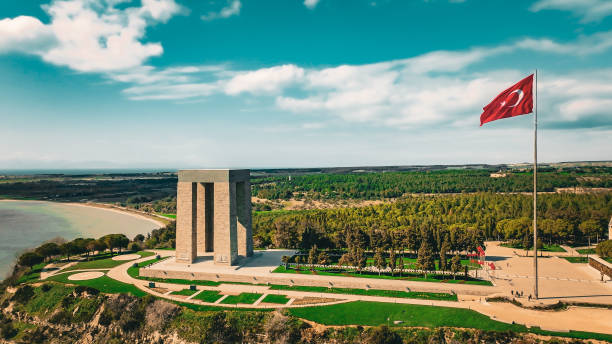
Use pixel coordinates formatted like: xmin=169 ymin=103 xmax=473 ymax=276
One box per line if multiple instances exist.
xmin=533 ymin=69 xmax=539 ymax=300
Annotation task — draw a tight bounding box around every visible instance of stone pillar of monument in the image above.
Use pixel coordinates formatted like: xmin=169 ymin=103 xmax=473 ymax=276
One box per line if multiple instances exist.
xmin=213 ymin=181 xmax=238 ymax=265
xmin=236 ymin=181 xmax=253 ymax=257
xmin=176 ymin=182 xmax=197 ymax=263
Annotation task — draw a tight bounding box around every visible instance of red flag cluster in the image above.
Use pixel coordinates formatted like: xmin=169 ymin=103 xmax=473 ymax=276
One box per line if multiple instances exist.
xmin=480 ymin=74 xmax=534 ymax=126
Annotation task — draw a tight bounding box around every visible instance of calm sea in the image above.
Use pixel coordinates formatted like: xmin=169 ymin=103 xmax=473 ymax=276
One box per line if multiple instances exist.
xmin=0 ymin=201 xmax=161 ymax=278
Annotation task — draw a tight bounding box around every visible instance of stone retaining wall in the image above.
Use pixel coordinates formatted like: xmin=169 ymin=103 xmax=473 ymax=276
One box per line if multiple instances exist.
xmin=140 ymin=268 xmax=496 ymax=296
xmin=589 ymin=256 xmax=612 ymax=278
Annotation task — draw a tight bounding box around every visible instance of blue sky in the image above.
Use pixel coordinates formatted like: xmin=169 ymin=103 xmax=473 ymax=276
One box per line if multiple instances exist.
xmin=0 ymin=0 xmax=611 ymax=169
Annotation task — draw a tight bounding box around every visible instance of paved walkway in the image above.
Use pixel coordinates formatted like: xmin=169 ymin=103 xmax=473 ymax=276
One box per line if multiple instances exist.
xmin=486 ymin=242 xmax=612 ymax=304
xmin=560 ymin=245 xmax=579 ymax=256
xmin=98 ymin=249 xmax=612 ymax=334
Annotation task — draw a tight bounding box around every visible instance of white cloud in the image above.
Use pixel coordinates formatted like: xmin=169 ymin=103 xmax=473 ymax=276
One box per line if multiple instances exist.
xmin=0 ymin=0 xmax=183 ymax=72
xmin=558 ymin=98 xmax=612 ymax=121
xmin=304 ymin=0 xmax=321 ymax=10
xmin=0 ymin=16 xmax=55 ymax=53
xmin=224 ymin=64 xmax=305 ymax=95
xmin=515 ymin=31 xmax=612 ymax=56
xmin=530 ymin=0 xmax=612 ymax=23
xmin=108 ymin=30 xmax=612 ymax=130
xmin=123 ymin=82 xmax=218 ymax=100
xmin=201 ymin=0 xmax=241 ymax=21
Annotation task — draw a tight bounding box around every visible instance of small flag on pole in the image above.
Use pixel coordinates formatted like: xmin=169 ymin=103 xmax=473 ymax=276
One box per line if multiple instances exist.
xmin=480 ymin=74 xmax=534 ymax=126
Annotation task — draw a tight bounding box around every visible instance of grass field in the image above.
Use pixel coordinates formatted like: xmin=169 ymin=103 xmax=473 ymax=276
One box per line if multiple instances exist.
xmin=364 ymin=257 xmax=480 ymax=270
xmin=501 ymin=243 xmax=566 ymax=252
xmin=577 ymin=248 xmax=596 ymax=254
xmin=159 ymin=213 xmax=176 ymax=219
xmin=220 ymin=293 xmax=263 ymax=305
xmin=47 ymin=271 xmax=147 ymax=297
xmin=171 ymin=288 xmax=199 ymax=296
xmin=561 ymin=257 xmax=589 ymax=263
xmin=192 ymin=290 xmax=223 ymax=303
xmin=262 ymin=294 xmax=290 ymax=304
xmin=288 ymin=301 xmax=612 ymax=342
xmin=273 ymin=266 xmax=492 ymax=285
xmin=126 ymin=256 xmax=168 ymax=279
xmin=64 ymin=251 xmax=154 ymax=272
xmin=268 ymin=284 xmax=457 ymax=301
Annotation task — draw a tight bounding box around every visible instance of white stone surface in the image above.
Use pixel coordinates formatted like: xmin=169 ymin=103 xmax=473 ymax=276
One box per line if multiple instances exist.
xmin=68 ymin=271 xmax=105 ymax=280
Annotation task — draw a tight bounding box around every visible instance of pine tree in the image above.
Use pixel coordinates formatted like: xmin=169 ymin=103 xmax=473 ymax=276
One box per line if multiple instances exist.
xmin=374 ymin=248 xmax=386 ymax=276
xmin=308 ymin=244 xmax=318 ymax=269
xmin=417 ymin=241 xmax=436 ymax=278
xmin=281 ymin=255 xmax=290 ymax=269
xmin=398 ymin=254 xmax=405 ymax=277
xmin=523 ymin=232 xmax=532 ymax=256
xmin=355 ymin=248 xmax=367 ymax=274
xmin=317 ymin=251 xmax=330 ymax=266
xmin=439 ymin=239 xmax=450 ymax=271
xmin=388 ymin=249 xmax=397 ymax=276
xmin=450 ymin=254 xmax=462 ymax=280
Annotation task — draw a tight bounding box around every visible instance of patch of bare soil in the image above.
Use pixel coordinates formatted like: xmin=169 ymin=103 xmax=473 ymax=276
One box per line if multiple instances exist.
xmin=291 ymin=297 xmax=339 ymax=305
xmin=149 ymin=287 xmax=169 ymax=294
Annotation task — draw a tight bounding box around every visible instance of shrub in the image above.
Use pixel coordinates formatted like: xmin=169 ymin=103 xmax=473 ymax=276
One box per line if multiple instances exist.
xmin=364 ymin=325 xmax=403 ymax=344
xmin=0 ymin=313 xmax=17 ymax=340
xmin=75 ymin=286 xmax=100 ymax=296
xmin=41 ymin=284 xmax=52 ymax=292
xmin=12 ymin=285 xmax=34 ymax=304
xmin=128 ymin=241 xmax=142 ymax=252
xmin=596 ymin=240 xmax=612 ymax=258
xmin=48 ymin=309 xmax=71 ymax=324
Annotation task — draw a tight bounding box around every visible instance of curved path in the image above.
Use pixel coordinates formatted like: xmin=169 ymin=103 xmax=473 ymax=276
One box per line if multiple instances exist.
xmin=99 ymin=250 xmax=612 ymax=334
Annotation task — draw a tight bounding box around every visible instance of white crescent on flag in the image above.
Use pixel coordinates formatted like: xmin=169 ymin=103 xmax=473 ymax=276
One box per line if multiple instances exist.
xmin=507 ymin=89 xmax=524 ymax=107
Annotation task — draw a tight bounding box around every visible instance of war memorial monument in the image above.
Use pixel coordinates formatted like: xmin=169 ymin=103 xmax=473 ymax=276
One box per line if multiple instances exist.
xmin=175 ymin=169 xmax=253 ymax=265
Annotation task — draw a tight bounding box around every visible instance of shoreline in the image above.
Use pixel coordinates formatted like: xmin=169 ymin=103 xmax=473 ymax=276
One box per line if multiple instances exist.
xmin=66 ymin=202 xmax=168 ymax=228
xmin=0 ymin=199 xmax=168 ymax=228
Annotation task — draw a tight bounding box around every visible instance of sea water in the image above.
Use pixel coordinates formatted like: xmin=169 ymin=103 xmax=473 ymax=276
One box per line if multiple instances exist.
xmin=0 ymin=200 xmax=161 ymax=278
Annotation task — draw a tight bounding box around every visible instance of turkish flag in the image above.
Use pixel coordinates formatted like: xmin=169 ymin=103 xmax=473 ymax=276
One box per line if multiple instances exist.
xmin=480 ymin=74 xmax=533 ymax=126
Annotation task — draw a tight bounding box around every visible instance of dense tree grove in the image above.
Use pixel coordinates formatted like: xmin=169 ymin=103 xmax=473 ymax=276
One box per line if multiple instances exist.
xmin=252 ymin=168 xmax=612 ymax=200
xmin=253 ymin=193 xmax=612 ymax=253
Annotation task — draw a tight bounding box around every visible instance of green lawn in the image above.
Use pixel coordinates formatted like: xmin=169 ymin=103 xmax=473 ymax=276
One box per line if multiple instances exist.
xmin=577 ymin=248 xmax=596 ymax=254
xmin=126 ymin=256 xmax=169 ymax=278
xmin=288 ymin=301 xmax=612 ymax=342
xmin=262 ymin=294 xmax=290 ymax=304
xmin=46 ymin=271 xmax=147 ymax=297
xmin=273 ymin=266 xmax=492 ymax=285
xmin=192 ymin=290 xmax=223 ymax=303
xmin=63 ymin=251 xmax=154 ymax=272
xmin=159 ymin=213 xmax=176 ymax=219
xmin=364 ymin=257 xmax=480 ymax=270
xmin=220 ymin=293 xmax=263 ymax=305
xmin=561 ymin=257 xmax=589 ymax=263
xmin=501 ymin=243 xmax=566 ymax=252
xmin=268 ymin=284 xmax=457 ymax=301
xmin=171 ymin=288 xmax=198 ymax=296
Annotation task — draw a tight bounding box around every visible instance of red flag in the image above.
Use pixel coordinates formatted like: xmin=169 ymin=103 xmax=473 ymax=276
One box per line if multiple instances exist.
xmin=480 ymin=74 xmax=533 ymax=126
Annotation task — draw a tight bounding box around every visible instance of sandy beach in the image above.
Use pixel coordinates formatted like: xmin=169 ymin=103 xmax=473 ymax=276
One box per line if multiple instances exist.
xmin=0 ymin=199 xmax=166 ymax=278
